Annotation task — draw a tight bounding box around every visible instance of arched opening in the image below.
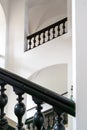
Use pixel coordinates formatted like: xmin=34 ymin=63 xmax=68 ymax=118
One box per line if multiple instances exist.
xmin=0 ymin=4 xmax=6 ymax=68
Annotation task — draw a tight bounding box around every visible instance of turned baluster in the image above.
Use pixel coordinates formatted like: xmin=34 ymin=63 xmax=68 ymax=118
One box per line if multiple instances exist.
xmin=43 ymin=31 xmax=45 ymax=43
xmin=62 ymin=22 xmax=66 ymax=34
xmin=53 ymin=27 xmax=55 ymax=39
xmin=33 ymin=36 xmax=36 ymax=48
xmin=33 ymin=97 xmax=44 ymax=130
xmin=38 ymin=34 xmax=41 ymax=46
xmin=0 ymin=80 xmax=8 ymax=130
xmin=53 ymin=108 xmax=65 ymax=130
xmin=57 ymin=25 xmax=60 ymax=36
xmin=13 ymin=87 xmax=26 ymax=130
xmin=48 ymin=29 xmax=50 ymax=41
xmin=29 ymin=38 xmax=32 ymax=50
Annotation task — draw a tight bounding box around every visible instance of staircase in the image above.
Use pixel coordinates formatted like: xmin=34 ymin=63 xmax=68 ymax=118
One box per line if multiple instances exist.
xmin=0 ymin=68 xmax=75 ymax=130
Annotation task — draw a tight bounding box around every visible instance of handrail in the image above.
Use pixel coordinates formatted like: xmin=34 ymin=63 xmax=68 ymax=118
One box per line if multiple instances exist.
xmin=0 ymin=68 xmax=75 ymax=116
xmin=27 ymin=91 xmax=68 ymax=111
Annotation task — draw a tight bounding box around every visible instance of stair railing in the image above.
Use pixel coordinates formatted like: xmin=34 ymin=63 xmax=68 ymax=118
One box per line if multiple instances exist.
xmin=26 ymin=91 xmax=68 ymax=112
xmin=25 ymin=92 xmax=68 ymax=130
xmin=0 ymin=67 xmax=75 ymax=130
xmin=25 ymin=17 xmax=67 ymax=51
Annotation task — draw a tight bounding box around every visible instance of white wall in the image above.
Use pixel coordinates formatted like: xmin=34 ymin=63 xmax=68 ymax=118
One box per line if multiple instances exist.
xmin=0 ymin=0 xmax=72 ymax=127
xmin=0 ymin=0 xmax=9 ymax=20
xmin=73 ymin=0 xmax=87 ymax=129
xmin=26 ymin=64 xmax=68 ymax=117
xmin=5 ymin=0 xmax=27 ymax=122
xmin=0 ymin=4 xmax=6 ymax=67
xmin=29 ymin=64 xmax=67 ymax=94
xmin=0 ymin=0 xmax=10 ymax=69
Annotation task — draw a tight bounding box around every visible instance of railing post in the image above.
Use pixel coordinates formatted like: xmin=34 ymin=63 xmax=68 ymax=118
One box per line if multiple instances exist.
xmin=13 ymin=87 xmax=26 ymax=130
xmin=0 ymin=80 xmax=8 ymax=130
xmin=53 ymin=108 xmax=65 ymax=130
xmin=33 ymin=96 xmax=44 ymax=130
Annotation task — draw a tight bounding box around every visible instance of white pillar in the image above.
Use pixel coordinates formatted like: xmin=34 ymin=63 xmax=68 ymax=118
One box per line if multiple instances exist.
xmin=73 ymin=0 xmax=87 ymax=129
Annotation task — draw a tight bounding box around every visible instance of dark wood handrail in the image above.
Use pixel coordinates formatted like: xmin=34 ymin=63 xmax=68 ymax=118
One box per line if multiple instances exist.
xmin=0 ymin=68 xmax=75 ymax=116
xmin=27 ymin=91 xmax=68 ymax=111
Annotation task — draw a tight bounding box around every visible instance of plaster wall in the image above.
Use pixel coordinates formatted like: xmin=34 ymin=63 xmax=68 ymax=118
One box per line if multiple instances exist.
xmin=0 ymin=0 xmax=9 ymax=20
xmin=0 ymin=0 xmax=10 ymax=69
xmin=0 ymin=0 xmax=72 ymax=127
xmin=73 ymin=0 xmax=87 ymax=129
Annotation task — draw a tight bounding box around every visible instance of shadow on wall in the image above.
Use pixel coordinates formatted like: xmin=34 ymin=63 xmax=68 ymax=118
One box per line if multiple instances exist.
xmin=28 ymin=64 xmax=68 ymax=94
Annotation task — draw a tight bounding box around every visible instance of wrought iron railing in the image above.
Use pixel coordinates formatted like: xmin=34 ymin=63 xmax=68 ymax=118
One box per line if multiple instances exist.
xmin=0 ymin=67 xmax=75 ymax=130
xmin=25 ymin=17 xmax=67 ymax=51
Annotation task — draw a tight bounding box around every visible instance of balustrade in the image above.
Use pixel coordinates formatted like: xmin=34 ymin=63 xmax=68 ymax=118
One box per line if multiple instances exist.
xmin=25 ymin=18 xmax=67 ymax=51
xmin=0 ymin=68 xmax=75 ymax=130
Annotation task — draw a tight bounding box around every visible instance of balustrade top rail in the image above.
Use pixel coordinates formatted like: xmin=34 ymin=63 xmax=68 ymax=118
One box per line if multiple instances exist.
xmin=27 ymin=18 xmax=67 ymax=39
xmin=0 ymin=67 xmax=75 ymax=116
xmin=25 ymin=17 xmax=67 ymax=51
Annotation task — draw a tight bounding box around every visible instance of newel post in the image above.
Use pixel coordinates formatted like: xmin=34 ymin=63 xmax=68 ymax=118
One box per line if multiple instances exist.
xmin=0 ymin=80 xmax=8 ymax=130
xmin=33 ymin=96 xmax=44 ymax=130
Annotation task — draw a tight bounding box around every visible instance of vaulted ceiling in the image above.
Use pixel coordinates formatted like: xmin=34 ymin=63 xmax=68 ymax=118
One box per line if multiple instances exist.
xmin=27 ymin=0 xmax=67 ymax=33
